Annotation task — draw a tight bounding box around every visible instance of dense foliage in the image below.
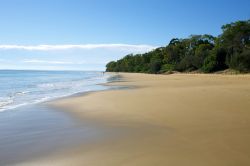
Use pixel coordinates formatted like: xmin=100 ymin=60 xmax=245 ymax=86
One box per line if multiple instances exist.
xmin=106 ymin=20 xmax=250 ymax=73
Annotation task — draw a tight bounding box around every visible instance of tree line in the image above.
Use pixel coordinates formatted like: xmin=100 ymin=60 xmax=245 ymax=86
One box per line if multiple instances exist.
xmin=106 ymin=19 xmax=250 ymax=73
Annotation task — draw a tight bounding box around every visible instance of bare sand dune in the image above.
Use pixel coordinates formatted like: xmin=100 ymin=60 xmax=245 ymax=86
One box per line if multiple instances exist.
xmin=20 ymin=73 xmax=250 ymax=166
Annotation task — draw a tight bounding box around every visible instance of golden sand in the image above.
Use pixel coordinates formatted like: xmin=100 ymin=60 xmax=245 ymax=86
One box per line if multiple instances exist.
xmin=20 ymin=73 xmax=250 ymax=166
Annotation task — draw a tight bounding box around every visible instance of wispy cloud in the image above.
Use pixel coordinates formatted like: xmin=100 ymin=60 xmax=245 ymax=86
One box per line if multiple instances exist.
xmin=23 ymin=59 xmax=76 ymax=64
xmin=0 ymin=44 xmax=157 ymax=70
xmin=0 ymin=44 xmax=157 ymax=52
xmin=23 ymin=59 xmax=107 ymax=65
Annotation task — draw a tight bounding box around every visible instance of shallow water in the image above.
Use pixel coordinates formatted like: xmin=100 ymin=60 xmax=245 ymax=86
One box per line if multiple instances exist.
xmin=0 ymin=70 xmax=110 ymax=112
xmin=0 ymin=104 xmax=108 ymax=166
xmin=0 ymin=72 xmax=122 ymax=166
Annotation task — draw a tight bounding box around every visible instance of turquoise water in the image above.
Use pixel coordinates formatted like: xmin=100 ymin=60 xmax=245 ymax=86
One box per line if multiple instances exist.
xmin=0 ymin=70 xmax=109 ymax=112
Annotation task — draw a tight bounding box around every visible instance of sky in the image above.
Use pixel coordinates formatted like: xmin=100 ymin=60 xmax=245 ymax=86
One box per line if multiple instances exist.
xmin=0 ymin=0 xmax=249 ymax=71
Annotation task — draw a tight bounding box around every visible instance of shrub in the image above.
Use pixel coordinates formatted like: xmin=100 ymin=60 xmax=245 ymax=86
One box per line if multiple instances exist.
xmin=149 ymin=60 xmax=161 ymax=73
xmin=202 ymin=48 xmax=227 ymax=73
xmin=160 ymin=64 xmax=175 ymax=72
xmin=202 ymin=54 xmax=217 ymax=73
xmin=229 ymin=49 xmax=250 ymax=72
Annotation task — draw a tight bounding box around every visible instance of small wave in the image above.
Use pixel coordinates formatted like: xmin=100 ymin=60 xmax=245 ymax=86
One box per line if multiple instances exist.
xmin=34 ymin=96 xmax=53 ymax=103
xmin=0 ymin=102 xmax=28 ymax=112
xmin=36 ymin=80 xmax=86 ymax=91
xmin=5 ymin=91 xmax=30 ymax=99
xmin=0 ymin=72 xmax=112 ymax=112
xmin=37 ymin=83 xmax=55 ymax=88
xmin=0 ymin=99 xmax=13 ymax=107
xmin=15 ymin=91 xmax=30 ymax=95
xmin=0 ymin=98 xmax=14 ymax=112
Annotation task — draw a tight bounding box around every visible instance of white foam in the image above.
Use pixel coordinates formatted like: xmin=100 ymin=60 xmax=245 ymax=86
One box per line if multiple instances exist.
xmin=0 ymin=72 xmax=113 ymax=113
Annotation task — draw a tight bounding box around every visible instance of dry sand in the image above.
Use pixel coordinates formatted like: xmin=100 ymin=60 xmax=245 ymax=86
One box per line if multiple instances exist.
xmin=19 ymin=73 xmax=250 ymax=166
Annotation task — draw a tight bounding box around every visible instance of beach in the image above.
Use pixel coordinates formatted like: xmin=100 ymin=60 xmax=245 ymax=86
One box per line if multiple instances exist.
xmin=18 ymin=73 xmax=250 ymax=166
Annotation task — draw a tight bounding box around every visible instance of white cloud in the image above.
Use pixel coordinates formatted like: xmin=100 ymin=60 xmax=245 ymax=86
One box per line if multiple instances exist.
xmin=0 ymin=43 xmax=158 ymax=70
xmin=0 ymin=44 xmax=157 ymax=52
xmin=23 ymin=59 xmax=83 ymax=65
xmin=23 ymin=59 xmax=107 ymax=65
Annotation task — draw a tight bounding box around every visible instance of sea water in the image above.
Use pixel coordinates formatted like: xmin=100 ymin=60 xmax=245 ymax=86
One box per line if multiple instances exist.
xmin=0 ymin=70 xmax=110 ymax=112
xmin=0 ymin=70 xmax=116 ymax=165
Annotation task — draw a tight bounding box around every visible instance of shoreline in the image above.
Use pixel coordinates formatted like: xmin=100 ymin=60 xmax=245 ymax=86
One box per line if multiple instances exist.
xmin=0 ymin=71 xmax=113 ymax=113
xmin=18 ymin=73 xmax=250 ymax=166
xmin=0 ymin=72 xmax=121 ymax=166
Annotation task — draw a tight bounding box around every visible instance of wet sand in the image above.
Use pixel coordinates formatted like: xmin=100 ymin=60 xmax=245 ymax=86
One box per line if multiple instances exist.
xmin=0 ymin=105 xmax=107 ymax=166
xmin=18 ymin=73 xmax=250 ymax=166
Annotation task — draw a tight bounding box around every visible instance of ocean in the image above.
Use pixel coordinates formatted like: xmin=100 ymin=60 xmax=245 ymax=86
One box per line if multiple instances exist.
xmin=0 ymin=70 xmax=110 ymax=112
xmin=0 ymin=70 xmax=115 ymax=165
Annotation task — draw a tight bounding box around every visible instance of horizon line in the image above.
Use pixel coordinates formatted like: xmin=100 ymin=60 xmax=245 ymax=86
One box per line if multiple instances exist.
xmin=0 ymin=68 xmax=105 ymax=72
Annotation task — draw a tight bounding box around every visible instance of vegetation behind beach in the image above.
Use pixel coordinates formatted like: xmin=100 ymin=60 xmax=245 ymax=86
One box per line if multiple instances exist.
xmin=106 ymin=19 xmax=250 ymax=73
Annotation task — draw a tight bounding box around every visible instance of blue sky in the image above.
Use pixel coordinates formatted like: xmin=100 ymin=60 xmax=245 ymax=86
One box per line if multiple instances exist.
xmin=0 ymin=0 xmax=249 ymax=70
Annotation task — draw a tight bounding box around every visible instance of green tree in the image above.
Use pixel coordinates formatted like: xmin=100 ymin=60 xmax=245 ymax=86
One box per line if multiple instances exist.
xmin=149 ymin=59 xmax=161 ymax=73
xmin=219 ymin=20 xmax=250 ymax=69
xmin=105 ymin=19 xmax=249 ymax=74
